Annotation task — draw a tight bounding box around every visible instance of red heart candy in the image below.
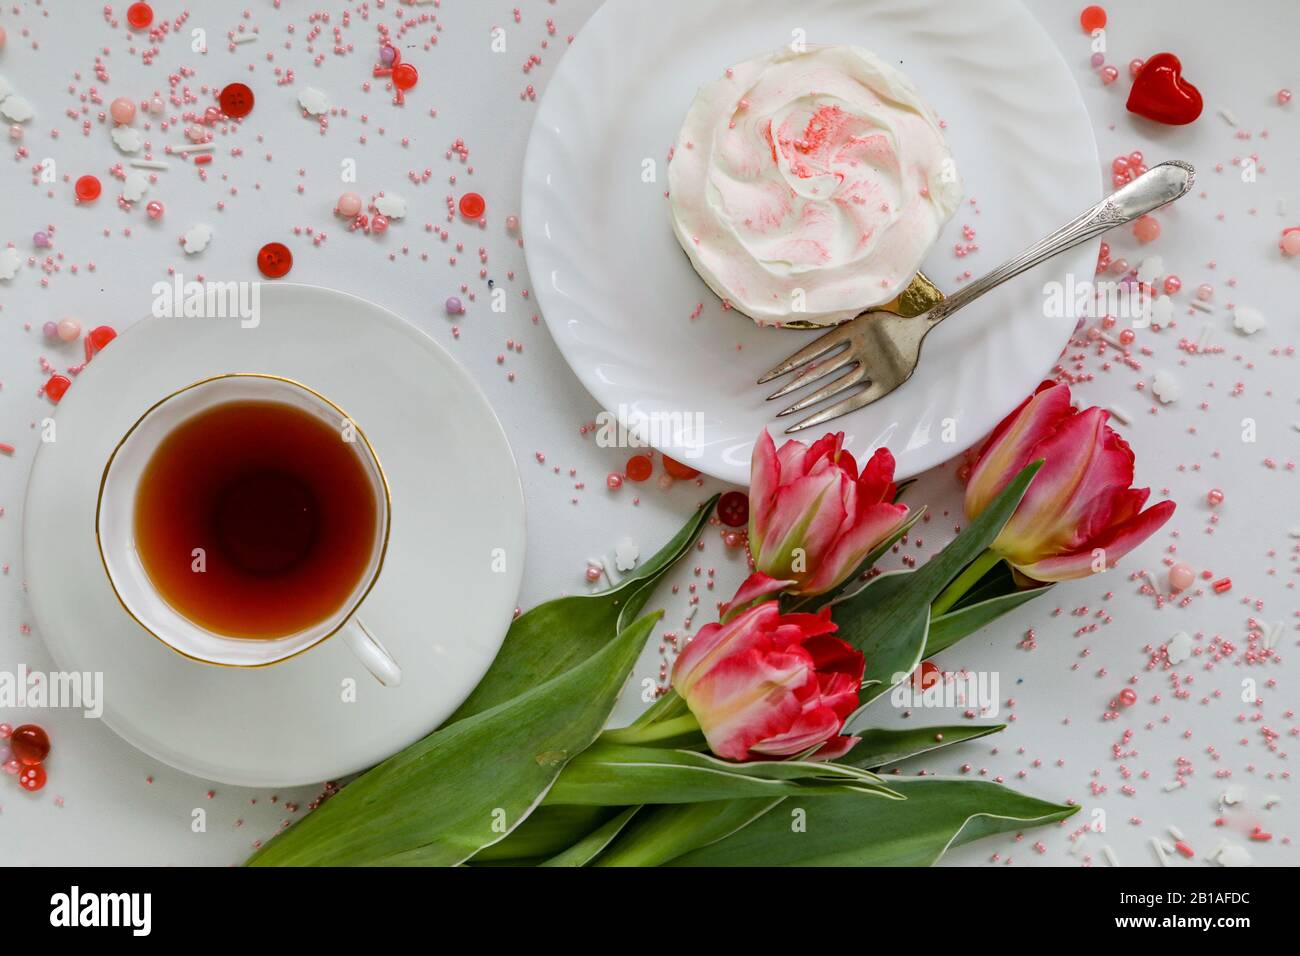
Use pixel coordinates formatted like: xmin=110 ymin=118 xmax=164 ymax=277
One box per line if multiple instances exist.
xmin=1127 ymin=53 xmax=1203 ymax=125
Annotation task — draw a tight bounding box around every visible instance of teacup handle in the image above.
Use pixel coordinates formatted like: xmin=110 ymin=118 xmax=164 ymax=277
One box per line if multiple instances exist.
xmin=342 ymin=618 xmax=402 ymax=686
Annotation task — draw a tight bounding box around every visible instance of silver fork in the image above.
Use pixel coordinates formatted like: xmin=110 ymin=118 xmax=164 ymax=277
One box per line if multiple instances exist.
xmin=759 ymin=160 xmax=1196 ymax=433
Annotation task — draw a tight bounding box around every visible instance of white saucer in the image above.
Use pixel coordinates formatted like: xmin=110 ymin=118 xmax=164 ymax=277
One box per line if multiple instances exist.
xmin=23 ymin=284 xmax=526 ymax=787
xmin=523 ymin=0 xmax=1100 ymax=483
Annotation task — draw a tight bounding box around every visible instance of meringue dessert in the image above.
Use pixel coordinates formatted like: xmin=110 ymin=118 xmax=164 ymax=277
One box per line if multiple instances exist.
xmin=668 ymin=46 xmax=963 ymax=327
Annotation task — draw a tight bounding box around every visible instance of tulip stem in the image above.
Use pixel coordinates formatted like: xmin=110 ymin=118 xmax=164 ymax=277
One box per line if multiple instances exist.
xmin=931 ymin=549 xmax=1002 ymax=618
xmin=599 ymin=714 xmax=701 ymax=746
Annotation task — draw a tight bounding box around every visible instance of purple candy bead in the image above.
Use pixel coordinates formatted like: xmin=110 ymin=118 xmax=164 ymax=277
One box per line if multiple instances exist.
xmin=379 ymin=45 xmax=398 ymax=66
xmin=33 ymin=231 xmax=51 ymax=248
xmin=42 ymin=321 xmax=59 ymax=338
xmin=445 ymin=296 xmax=464 ymax=315
xmin=1089 ymin=52 xmax=1105 ymax=68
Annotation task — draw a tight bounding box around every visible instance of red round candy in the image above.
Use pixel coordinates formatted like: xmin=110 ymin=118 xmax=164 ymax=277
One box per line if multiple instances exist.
xmin=74 ymin=175 xmax=102 ymax=203
xmin=10 ymin=724 xmax=50 ymax=766
xmin=218 ymin=82 xmax=255 ymax=119
xmin=1079 ymin=5 xmax=1106 ymax=33
xmin=392 ymin=62 xmax=419 ymax=91
xmin=18 ymin=764 xmax=47 ymax=792
xmin=625 ymin=454 xmax=653 ymax=482
xmin=126 ymin=2 xmax=154 ymax=30
xmin=662 ymin=456 xmax=700 ymax=480
xmin=458 ymin=192 xmax=486 ymax=220
xmin=717 ymin=490 xmax=749 ymax=527
xmin=44 ymin=374 xmax=71 ymax=403
xmin=256 ymin=242 xmax=293 ymax=278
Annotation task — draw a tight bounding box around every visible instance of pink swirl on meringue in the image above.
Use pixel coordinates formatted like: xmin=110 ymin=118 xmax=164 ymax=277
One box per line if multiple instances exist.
xmin=669 ymin=46 xmax=962 ymax=327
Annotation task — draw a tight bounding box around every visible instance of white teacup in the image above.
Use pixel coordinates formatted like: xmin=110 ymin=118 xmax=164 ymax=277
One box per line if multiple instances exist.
xmin=96 ymin=373 xmax=401 ymax=685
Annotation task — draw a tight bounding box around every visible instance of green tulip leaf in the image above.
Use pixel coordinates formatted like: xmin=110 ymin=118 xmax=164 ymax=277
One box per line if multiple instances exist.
xmin=541 ymin=807 xmax=642 ymax=867
xmin=469 ymin=805 xmax=619 ymax=864
xmin=666 ymin=777 xmax=1078 ymax=866
xmin=246 ymin=613 xmax=660 ymax=867
xmin=544 ymin=743 xmax=902 ymax=806
xmin=842 ymin=723 xmax=1006 ymax=769
xmin=833 ymin=461 xmax=1043 ymax=718
xmin=447 ymin=496 xmax=717 ymax=722
xmin=926 ymin=584 xmax=1051 ymax=657
xmin=594 ymin=798 xmax=783 ymax=867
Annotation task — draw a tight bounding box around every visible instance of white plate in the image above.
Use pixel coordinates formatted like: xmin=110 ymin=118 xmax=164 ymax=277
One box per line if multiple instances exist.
xmin=523 ymin=0 xmax=1100 ymax=483
xmin=23 ymin=284 xmax=526 ymax=787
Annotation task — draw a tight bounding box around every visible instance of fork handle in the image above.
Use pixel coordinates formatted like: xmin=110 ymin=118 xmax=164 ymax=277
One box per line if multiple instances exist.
xmin=927 ymin=160 xmax=1195 ymax=323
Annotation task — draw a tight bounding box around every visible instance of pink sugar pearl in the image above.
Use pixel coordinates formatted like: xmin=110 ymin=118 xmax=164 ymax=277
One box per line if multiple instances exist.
xmin=1206 ymin=488 xmax=1224 ymax=507
xmin=1280 ymin=228 xmax=1300 ymax=257
xmin=1101 ymin=65 xmax=1119 ymax=85
xmin=1169 ymin=563 xmax=1195 ymax=592
xmin=1128 ymin=58 xmax=1145 ymax=78
xmin=146 ymin=200 xmax=164 ymax=220
xmin=1279 ymin=89 xmax=1293 ymax=105
xmin=110 ymin=97 xmax=136 ymax=125
xmin=1196 ymin=283 xmax=1214 ymax=301
xmin=336 ymin=191 xmax=362 ymax=217
xmin=57 ymin=318 xmax=82 ymax=342
xmin=1162 ymin=275 xmax=1181 ymax=294
xmin=1133 ymin=215 xmax=1160 ymax=243
xmin=1117 ymin=688 xmax=1138 ymax=707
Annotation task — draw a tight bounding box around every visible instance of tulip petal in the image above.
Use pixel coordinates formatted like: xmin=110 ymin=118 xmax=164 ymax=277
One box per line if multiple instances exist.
xmin=754 ymin=469 xmax=845 ymax=574
xmin=749 ymin=702 xmax=846 ymax=756
xmin=996 ymin=407 xmax=1117 ymax=561
xmin=965 ymin=381 xmax=1074 ymax=517
xmin=857 ymin=447 xmax=897 ymax=503
xmin=748 ymin=429 xmax=781 ymax=552
xmin=803 ymin=501 xmax=909 ymax=594
xmin=1015 ymin=498 xmax=1176 ymax=582
xmin=687 ymin=647 xmax=816 ymax=760
xmin=805 ymin=735 xmax=861 ymax=762
xmin=672 ymin=603 xmax=781 ymax=696
xmin=719 ymin=571 xmax=797 ymax=622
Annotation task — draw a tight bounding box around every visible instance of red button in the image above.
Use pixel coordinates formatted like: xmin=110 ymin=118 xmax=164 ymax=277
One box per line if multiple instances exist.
xmin=219 ymin=83 xmax=255 ymax=119
xmin=126 ymin=2 xmax=154 ymax=30
xmin=717 ymin=490 xmax=749 ymax=527
xmin=257 ymin=242 xmax=293 ymax=279
xmin=74 ymin=175 xmax=102 ymax=203
xmin=392 ymin=62 xmax=419 ymax=91
xmin=458 ymin=192 xmax=486 ymax=220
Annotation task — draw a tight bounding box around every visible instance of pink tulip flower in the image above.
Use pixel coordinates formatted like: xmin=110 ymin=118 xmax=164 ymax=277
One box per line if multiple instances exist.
xmin=749 ymin=430 xmax=910 ymax=596
xmin=965 ymin=381 xmax=1175 ymax=582
xmin=672 ymin=592 xmax=863 ymax=761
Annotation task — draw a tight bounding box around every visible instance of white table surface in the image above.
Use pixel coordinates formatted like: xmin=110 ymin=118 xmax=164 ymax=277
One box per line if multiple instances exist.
xmin=0 ymin=0 xmax=1295 ymax=866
